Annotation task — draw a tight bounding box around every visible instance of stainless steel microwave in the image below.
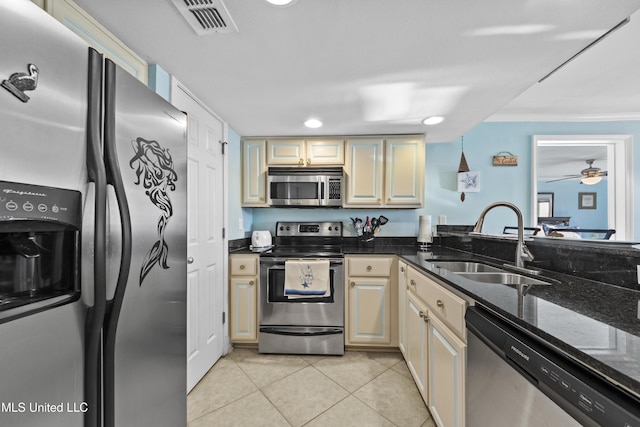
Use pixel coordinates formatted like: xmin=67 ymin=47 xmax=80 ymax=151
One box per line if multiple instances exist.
xmin=267 ymin=167 xmax=343 ymax=207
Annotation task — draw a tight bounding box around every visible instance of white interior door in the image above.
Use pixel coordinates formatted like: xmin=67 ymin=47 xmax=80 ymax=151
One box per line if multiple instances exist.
xmin=171 ymin=80 xmax=227 ymax=392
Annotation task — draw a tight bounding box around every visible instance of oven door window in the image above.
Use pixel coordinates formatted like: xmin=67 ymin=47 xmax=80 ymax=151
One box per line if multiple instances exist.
xmin=270 ymin=181 xmax=320 ymax=201
xmin=267 ymin=267 xmax=334 ymax=303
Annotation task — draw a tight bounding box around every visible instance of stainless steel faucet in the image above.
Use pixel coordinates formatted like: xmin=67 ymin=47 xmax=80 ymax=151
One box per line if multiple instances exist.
xmin=472 ymin=201 xmax=534 ymax=268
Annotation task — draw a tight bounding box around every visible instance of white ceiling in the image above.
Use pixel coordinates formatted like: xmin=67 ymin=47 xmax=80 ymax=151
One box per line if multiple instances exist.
xmin=73 ymin=0 xmax=640 ymax=143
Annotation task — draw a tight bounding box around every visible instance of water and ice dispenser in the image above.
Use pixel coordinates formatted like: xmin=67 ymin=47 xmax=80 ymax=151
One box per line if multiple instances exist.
xmin=0 ymin=181 xmax=81 ymax=313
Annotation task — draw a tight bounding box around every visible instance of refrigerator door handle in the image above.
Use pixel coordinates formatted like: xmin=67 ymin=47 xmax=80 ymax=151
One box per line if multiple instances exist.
xmin=102 ymin=58 xmax=133 ymax=427
xmin=85 ymin=47 xmax=108 ymax=427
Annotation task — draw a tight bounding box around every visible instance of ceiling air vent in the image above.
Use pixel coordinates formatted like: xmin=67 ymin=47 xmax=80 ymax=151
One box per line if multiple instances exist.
xmin=172 ymin=0 xmax=238 ymax=35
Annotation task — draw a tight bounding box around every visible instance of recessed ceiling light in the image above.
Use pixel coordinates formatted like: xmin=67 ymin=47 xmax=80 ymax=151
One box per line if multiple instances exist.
xmin=265 ymin=0 xmax=296 ymax=6
xmin=422 ymin=116 xmax=444 ymax=125
xmin=304 ymin=118 xmax=323 ymax=128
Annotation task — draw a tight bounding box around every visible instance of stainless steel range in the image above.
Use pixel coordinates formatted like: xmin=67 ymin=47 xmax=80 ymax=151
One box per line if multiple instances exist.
xmin=259 ymin=221 xmax=344 ymax=355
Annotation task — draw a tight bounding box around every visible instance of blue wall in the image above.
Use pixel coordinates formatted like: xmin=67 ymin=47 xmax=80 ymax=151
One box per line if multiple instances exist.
xmin=244 ymin=120 xmax=639 ymax=240
xmin=537 ymin=179 xmax=608 ymax=230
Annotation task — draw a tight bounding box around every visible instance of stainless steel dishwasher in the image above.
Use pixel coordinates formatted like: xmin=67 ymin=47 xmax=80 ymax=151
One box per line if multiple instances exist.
xmin=465 ymin=306 xmax=640 ymax=427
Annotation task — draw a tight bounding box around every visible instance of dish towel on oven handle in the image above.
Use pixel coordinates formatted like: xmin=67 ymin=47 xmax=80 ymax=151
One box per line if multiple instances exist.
xmin=284 ymin=259 xmax=330 ymax=298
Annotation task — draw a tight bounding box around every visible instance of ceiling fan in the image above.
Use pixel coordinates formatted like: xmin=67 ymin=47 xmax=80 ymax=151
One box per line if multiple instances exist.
xmin=545 ymin=159 xmax=608 ymax=185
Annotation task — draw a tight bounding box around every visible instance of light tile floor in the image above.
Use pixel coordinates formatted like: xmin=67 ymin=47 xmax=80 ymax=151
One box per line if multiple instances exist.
xmin=187 ymin=348 xmax=436 ymax=427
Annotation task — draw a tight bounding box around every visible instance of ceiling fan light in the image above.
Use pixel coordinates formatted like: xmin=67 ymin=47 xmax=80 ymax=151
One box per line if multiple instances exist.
xmin=581 ymin=176 xmax=602 ymax=185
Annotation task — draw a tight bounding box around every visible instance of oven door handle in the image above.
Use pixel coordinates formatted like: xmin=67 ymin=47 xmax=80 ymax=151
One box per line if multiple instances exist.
xmin=260 ymin=327 xmax=343 ymax=337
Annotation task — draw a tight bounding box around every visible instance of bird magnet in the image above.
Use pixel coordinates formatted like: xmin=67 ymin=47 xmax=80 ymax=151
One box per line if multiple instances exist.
xmin=2 ymin=63 xmax=39 ymax=103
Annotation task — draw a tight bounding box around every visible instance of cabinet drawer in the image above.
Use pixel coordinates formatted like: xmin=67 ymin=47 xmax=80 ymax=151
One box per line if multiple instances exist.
xmin=230 ymin=255 xmax=258 ymax=276
xmin=347 ymin=256 xmax=393 ymax=276
xmin=408 ymin=267 xmax=467 ymax=339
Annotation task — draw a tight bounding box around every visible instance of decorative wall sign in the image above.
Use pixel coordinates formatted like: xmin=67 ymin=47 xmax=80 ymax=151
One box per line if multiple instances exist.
xmin=492 ymin=151 xmax=518 ymax=166
xmin=578 ymin=192 xmax=597 ymax=210
xmin=1 ymin=64 xmax=39 ymax=103
xmin=130 ymin=137 xmax=178 ymax=286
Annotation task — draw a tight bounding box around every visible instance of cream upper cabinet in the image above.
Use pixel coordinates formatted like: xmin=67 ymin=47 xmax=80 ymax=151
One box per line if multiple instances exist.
xmin=266 ymin=138 xmax=344 ymax=166
xmin=229 ymin=255 xmax=259 ymax=343
xmin=241 ymin=138 xmax=268 ymax=207
xmin=384 ymin=137 xmax=425 ymax=207
xmin=306 ymin=138 xmax=345 ymax=165
xmin=344 ymin=138 xmax=385 ymax=206
xmin=344 ymin=135 xmax=425 ymax=208
xmin=44 ymin=0 xmax=148 ymax=84
xmin=345 ymin=256 xmax=397 ymax=347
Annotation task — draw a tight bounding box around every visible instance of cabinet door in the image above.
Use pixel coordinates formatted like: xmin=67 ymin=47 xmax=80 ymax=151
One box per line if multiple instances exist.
xmin=406 ymin=292 xmax=428 ymax=399
xmin=45 ymin=0 xmax=148 ymax=84
xmin=398 ymin=260 xmax=408 ymax=356
xmin=306 ymin=138 xmax=345 ymax=165
xmin=428 ymin=313 xmax=466 ymax=427
xmin=347 ymin=277 xmax=391 ymax=345
xmin=384 ymin=137 xmax=425 ymax=207
xmin=344 ymin=138 xmax=384 ymax=207
xmin=229 ymin=276 xmax=258 ymax=342
xmin=266 ymin=139 xmax=306 ymax=165
xmin=241 ymin=139 xmax=268 ymax=206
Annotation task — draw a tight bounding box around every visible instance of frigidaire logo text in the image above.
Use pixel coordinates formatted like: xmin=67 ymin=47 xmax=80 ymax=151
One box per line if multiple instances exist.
xmin=3 ymin=189 xmax=47 ymax=197
xmin=511 ymin=345 xmax=530 ymax=362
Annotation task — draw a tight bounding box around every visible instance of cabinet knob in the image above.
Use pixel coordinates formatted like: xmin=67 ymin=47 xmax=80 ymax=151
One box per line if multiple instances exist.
xmin=400 ymin=267 xmax=405 ymax=273
xmin=350 ymin=281 xmax=356 ymax=287
xmin=187 ymin=257 xmax=194 ymax=264
xmin=239 ymin=264 xmax=245 ymax=270
xmin=249 ymin=280 xmax=255 ymax=286
xmin=424 ymin=315 xmax=429 ymax=323
xmin=366 ymin=265 xmax=372 ymax=271
xmin=298 ymin=158 xmax=304 ymax=165
xmin=437 ymin=299 xmax=444 ymax=308
xmin=410 ymin=279 xmax=416 ymax=287
xmin=306 ymin=158 xmax=311 ymax=165
xmin=419 ymin=311 xmax=425 ymax=318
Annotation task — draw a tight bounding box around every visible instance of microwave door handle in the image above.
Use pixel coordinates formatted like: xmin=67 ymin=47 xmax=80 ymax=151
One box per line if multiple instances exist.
xmin=320 ymin=181 xmax=325 ymax=200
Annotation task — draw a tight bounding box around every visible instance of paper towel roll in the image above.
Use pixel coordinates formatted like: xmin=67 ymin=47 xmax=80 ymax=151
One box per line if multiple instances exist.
xmin=418 ymin=215 xmax=432 ymax=243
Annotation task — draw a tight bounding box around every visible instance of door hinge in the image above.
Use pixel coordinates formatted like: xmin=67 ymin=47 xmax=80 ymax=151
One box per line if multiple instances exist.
xmin=219 ymin=140 xmax=228 ymax=155
xmin=222 ymin=311 xmax=226 ymax=324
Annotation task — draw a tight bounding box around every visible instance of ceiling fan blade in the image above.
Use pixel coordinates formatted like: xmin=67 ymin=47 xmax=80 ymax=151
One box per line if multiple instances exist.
xmin=545 ymin=175 xmax=581 ymax=183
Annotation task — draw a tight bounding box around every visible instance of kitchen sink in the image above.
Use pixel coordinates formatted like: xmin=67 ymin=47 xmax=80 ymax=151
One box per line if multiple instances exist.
xmin=456 ymin=272 xmax=551 ymax=286
xmin=431 ymin=261 xmax=503 ymax=273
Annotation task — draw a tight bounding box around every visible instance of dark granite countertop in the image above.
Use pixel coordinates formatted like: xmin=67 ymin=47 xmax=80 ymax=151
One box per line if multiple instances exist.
xmin=400 ymin=247 xmax=640 ymax=399
xmin=229 ymin=237 xmax=640 ymax=398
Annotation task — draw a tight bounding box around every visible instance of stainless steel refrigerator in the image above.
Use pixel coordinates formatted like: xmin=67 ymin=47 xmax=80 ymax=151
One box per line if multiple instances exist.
xmin=0 ymin=1 xmax=187 ymax=426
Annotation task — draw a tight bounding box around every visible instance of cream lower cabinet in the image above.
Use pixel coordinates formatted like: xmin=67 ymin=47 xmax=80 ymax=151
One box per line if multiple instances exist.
xmin=398 ymin=260 xmax=408 ymax=356
xmin=229 ymin=254 xmax=259 ymax=343
xmin=345 ymin=256 xmax=397 ymax=346
xmin=404 ymin=265 xmax=467 ymax=427
xmin=406 ymin=290 xmax=428 ymax=399
xmin=428 ymin=312 xmax=466 ymax=427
